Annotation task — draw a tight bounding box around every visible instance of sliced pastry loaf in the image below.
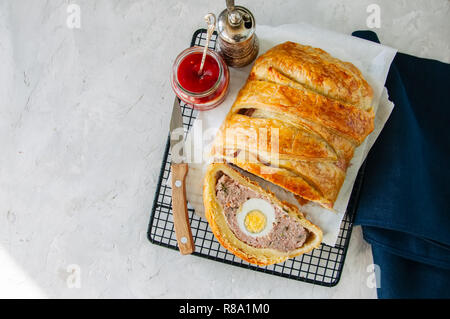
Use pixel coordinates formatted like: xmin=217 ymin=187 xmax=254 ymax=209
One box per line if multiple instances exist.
xmin=210 ymin=41 xmax=375 ymax=209
xmin=203 ymin=163 xmax=323 ymax=266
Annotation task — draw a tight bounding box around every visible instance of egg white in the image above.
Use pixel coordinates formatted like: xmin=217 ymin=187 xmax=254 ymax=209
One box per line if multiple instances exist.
xmin=236 ymin=198 xmax=276 ymax=238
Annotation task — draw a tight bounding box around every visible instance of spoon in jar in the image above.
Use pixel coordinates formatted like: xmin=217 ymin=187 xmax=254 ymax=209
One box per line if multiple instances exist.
xmin=198 ymin=13 xmax=216 ymax=76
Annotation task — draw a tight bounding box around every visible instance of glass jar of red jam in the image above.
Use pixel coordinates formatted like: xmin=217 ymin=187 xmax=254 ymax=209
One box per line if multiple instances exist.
xmin=171 ymin=46 xmax=229 ymax=111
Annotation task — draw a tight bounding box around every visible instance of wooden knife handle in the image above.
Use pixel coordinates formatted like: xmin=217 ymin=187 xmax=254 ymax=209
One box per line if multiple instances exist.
xmin=171 ymin=163 xmax=195 ymax=255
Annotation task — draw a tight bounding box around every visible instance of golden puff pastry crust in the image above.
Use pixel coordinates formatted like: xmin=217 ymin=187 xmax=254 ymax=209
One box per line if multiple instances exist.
xmin=250 ymin=41 xmax=374 ymax=111
xmin=203 ymin=163 xmax=323 ymax=266
xmin=210 ymin=41 xmax=375 ymax=209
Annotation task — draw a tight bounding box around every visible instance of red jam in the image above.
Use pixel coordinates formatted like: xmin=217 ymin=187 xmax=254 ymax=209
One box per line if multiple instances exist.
xmin=171 ymin=46 xmax=229 ymax=111
xmin=177 ymin=53 xmax=219 ymax=93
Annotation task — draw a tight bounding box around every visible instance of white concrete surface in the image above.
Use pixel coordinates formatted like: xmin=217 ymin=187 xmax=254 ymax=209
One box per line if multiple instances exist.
xmin=0 ymin=0 xmax=448 ymax=298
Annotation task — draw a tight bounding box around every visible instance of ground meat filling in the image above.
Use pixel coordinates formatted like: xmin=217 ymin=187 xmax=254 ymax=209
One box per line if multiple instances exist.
xmin=215 ymin=173 xmax=308 ymax=252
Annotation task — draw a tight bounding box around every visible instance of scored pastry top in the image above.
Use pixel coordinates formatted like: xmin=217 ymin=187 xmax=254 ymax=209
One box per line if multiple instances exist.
xmin=251 ymin=41 xmax=374 ymax=112
xmin=211 ymin=41 xmax=375 ymax=209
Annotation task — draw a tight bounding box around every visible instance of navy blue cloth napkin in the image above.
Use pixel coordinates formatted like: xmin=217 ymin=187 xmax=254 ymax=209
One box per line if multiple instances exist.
xmin=352 ymin=31 xmax=450 ymax=298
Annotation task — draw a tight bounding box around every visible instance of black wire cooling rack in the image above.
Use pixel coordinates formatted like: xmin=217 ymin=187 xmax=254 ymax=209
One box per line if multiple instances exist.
xmin=147 ymin=29 xmax=366 ymax=287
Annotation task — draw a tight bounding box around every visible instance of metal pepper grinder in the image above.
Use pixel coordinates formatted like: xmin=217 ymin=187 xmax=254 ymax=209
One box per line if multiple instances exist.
xmin=216 ymin=0 xmax=259 ymax=68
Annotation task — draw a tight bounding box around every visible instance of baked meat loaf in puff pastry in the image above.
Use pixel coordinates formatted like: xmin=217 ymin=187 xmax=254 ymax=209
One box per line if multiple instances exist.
xmin=203 ymin=163 xmax=323 ymax=266
xmin=210 ymin=41 xmax=375 ymax=209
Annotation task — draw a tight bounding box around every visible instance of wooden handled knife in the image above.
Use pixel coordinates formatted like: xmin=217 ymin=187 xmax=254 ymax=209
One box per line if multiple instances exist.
xmin=169 ymin=97 xmax=195 ymax=255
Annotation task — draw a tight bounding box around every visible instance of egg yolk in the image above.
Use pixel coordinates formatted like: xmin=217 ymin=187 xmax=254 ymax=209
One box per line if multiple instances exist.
xmin=244 ymin=210 xmax=267 ymax=234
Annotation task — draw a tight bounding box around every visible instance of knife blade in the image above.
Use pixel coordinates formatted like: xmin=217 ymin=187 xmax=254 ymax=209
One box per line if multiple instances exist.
xmin=169 ymin=97 xmax=195 ymax=255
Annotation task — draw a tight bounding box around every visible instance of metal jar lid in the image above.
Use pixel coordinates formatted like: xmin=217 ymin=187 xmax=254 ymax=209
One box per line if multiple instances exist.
xmin=217 ymin=1 xmax=256 ymax=44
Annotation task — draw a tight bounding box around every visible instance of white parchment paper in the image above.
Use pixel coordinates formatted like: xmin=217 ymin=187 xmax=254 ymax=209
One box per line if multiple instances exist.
xmin=181 ymin=23 xmax=397 ymax=246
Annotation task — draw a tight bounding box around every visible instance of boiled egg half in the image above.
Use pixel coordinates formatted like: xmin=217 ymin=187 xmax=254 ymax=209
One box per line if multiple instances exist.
xmin=237 ymin=198 xmax=276 ymax=237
